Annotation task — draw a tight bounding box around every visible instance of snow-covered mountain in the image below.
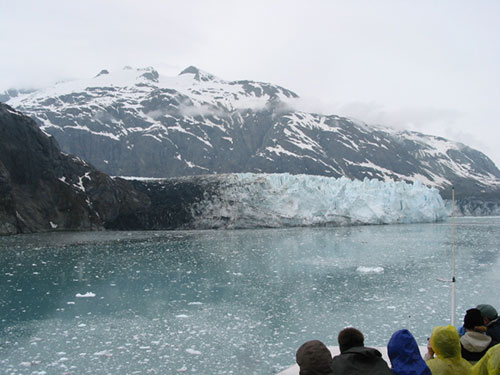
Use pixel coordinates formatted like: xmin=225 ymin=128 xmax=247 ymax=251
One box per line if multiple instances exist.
xmin=0 ymin=103 xmax=448 ymax=234
xmin=5 ymin=66 xmax=500 ymax=205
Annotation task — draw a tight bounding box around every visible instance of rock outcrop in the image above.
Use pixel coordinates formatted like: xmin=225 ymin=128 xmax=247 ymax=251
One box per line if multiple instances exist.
xmin=0 ymin=103 xmax=150 ymax=235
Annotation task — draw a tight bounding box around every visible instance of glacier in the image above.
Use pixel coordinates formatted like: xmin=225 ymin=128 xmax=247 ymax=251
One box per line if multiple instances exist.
xmin=180 ymin=173 xmax=448 ymax=228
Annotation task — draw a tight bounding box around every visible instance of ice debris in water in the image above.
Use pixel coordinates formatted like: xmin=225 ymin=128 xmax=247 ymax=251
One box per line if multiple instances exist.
xmin=93 ymin=350 xmax=113 ymax=357
xmin=75 ymin=292 xmax=96 ymax=298
xmin=356 ymin=266 xmax=384 ymax=274
xmin=186 ymin=348 xmax=202 ymax=355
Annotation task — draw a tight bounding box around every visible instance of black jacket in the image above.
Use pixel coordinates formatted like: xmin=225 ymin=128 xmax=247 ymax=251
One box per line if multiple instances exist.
xmin=487 ymin=318 xmax=500 ymax=342
xmin=331 ymin=346 xmax=392 ymax=375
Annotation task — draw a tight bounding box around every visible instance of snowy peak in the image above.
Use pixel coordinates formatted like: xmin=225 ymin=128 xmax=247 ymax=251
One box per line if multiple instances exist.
xmin=95 ymin=69 xmax=109 ymax=77
xmin=179 ymin=66 xmax=216 ymax=82
xmin=138 ymin=67 xmax=159 ymax=83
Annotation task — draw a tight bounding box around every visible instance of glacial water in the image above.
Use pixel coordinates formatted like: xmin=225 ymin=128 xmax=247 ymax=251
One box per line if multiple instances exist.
xmin=1 ymin=217 xmax=499 ymax=375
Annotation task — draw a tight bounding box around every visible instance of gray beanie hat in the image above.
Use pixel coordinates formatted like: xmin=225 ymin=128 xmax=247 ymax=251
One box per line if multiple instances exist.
xmin=476 ymin=304 xmax=498 ymax=320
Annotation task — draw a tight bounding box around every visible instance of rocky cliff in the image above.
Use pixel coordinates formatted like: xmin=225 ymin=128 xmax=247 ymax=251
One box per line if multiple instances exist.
xmin=0 ymin=103 xmax=150 ymax=235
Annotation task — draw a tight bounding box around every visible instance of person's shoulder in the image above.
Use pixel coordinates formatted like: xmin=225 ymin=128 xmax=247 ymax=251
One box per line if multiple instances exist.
xmin=487 ymin=322 xmax=500 ymax=341
xmin=489 ymin=318 xmax=500 ymax=328
xmin=342 ymin=346 xmax=382 ymax=356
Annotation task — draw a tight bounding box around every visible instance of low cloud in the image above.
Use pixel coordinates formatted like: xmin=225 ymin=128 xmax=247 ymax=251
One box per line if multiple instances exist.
xmin=144 ymin=109 xmax=166 ymax=120
xmin=145 ymin=97 xmax=279 ymax=120
xmin=288 ymin=96 xmax=462 ymax=131
xmin=93 ymin=110 xmax=117 ymax=123
xmin=178 ymin=102 xmax=224 ymax=117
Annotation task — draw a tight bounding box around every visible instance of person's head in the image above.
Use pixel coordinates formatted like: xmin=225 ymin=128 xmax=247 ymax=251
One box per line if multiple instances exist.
xmin=338 ymin=327 xmax=364 ymax=353
xmin=296 ymin=340 xmax=333 ymax=375
xmin=477 ymin=304 xmax=498 ymax=325
xmin=429 ymin=326 xmax=462 ymax=359
xmin=464 ymin=308 xmax=484 ymax=331
xmin=387 ymin=329 xmax=431 ymax=375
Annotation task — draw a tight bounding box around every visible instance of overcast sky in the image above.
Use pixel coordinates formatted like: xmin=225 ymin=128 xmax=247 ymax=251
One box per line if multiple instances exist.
xmin=1 ymin=0 xmax=499 ymax=167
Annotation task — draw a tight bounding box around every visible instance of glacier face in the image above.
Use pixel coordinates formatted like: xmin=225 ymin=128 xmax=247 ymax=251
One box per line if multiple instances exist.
xmin=182 ymin=173 xmax=448 ymax=228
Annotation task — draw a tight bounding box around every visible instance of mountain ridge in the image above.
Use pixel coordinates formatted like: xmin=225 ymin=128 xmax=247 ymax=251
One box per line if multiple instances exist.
xmin=4 ymin=66 xmax=500 ymax=204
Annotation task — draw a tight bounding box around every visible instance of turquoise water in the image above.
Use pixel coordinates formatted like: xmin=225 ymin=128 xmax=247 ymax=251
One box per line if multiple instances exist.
xmin=1 ymin=217 xmax=499 ymax=374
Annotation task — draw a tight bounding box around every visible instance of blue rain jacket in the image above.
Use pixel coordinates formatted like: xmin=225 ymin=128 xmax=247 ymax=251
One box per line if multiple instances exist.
xmin=388 ymin=329 xmax=432 ymax=375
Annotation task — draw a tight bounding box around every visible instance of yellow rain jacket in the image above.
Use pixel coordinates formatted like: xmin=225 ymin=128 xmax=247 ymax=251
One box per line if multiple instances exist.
xmin=426 ymin=325 xmax=472 ymax=375
xmin=472 ymin=344 xmax=500 ymax=375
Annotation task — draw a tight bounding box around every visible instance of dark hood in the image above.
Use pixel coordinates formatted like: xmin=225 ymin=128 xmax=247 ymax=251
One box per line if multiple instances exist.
xmin=296 ymin=340 xmax=333 ymax=375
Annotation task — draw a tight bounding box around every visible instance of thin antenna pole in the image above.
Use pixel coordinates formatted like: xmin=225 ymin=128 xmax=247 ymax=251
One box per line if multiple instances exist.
xmin=451 ymin=187 xmax=456 ymax=326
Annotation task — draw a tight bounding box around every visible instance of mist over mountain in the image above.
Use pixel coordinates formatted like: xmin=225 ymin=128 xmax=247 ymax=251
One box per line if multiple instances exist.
xmin=4 ymin=66 xmax=500 ymax=210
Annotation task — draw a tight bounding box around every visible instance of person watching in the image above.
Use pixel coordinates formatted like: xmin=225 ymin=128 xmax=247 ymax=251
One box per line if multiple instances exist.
xmin=461 ymin=308 xmax=497 ymax=363
xmin=296 ymin=340 xmax=333 ymax=375
xmin=388 ymin=329 xmax=431 ymax=375
xmin=331 ymin=327 xmax=391 ymax=375
xmin=425 ymin=325 xmax=472 ymax=375
xmin=477 ymin=304 xmax=500 ymax=342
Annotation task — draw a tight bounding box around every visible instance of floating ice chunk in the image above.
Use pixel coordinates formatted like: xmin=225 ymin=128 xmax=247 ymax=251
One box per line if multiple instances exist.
xmin=93 ymin=350 xmax=113 ymax=357
xmin=186 ymin=348 xmax=202 ymax=355
xmin=76 ymin=292 xmax=96 ymax=298
xmin=356 ymin=266 xmax=384 ymax=274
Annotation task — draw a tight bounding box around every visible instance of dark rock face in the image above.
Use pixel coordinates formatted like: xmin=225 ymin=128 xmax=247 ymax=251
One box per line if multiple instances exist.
xmin=124 ymin=177 xmax=222 ymax=230
xmin=453 ymin=200 xmax=500 ymax=216
xmin=0 ymin=103 xmax=151 ymax=235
